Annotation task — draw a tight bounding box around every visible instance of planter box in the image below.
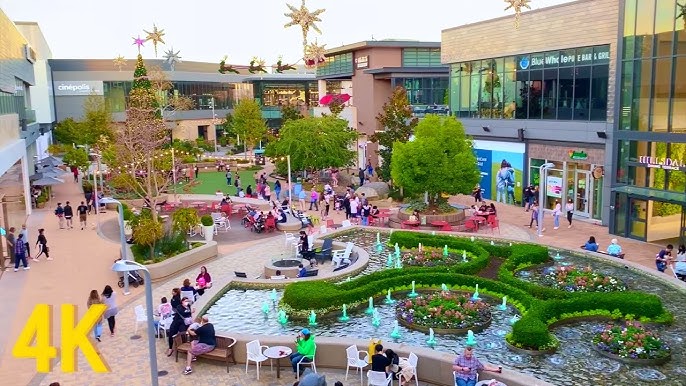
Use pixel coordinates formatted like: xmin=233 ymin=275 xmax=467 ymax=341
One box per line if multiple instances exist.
xmin=505 ymin=340 xmax=557 ymax=356
xmin=397 ymin=210 xmax=465 ymax=224
xmin=142 ymin=241 xmax=218 ymax=282
xmin=591 ymin=345 xmax=671 ymax=365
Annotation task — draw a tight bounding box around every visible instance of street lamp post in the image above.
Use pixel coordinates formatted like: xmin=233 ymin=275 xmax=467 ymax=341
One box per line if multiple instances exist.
xmin=111 ymin=259 xmax=163 ymax=386
xmin=101 ymin=197 xmax=130 ymax=295
xmin=210 ymin=97 xmax=218 ymax=155
xmin=538 ymin=163 xmax=555 ymax=237
xmin=284 ymin=155 xmax=292 ymax=203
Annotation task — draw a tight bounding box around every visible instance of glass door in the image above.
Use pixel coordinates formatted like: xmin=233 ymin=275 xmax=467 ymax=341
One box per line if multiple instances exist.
xmin=629 ymin=198 xmax=647 ymax=240
xmin=680 ymin=205 xmax=686 ymax=246
xmin=574 ymin=171 xmax=590 ymax=217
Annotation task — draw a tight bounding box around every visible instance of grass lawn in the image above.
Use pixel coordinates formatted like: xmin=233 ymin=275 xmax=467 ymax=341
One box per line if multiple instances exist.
xmin=174 ymin=167 xmax=272 ymax=195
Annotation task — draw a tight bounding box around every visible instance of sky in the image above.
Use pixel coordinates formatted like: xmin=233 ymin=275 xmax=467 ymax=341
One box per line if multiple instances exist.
xmin=1 ymin=0 xmax=574 ymax=65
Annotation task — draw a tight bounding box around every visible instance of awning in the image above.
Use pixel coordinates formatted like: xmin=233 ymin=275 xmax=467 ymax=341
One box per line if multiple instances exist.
xmin=613 ymin=186 xmax=686 ymax=205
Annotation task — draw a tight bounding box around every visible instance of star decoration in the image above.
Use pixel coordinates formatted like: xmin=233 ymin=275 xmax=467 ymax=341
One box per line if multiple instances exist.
xmin=284 ymin=0 xmax=325 ymax=50
xmin=113 ymin=55 xmax=127 ymax=71
xmin=144 ymin=24 xmax=166 ymax=57
xmin=163 ymin=47 xmax=182 ymax=71
xmin=132 ymin=35 xmax=146 ymax=53
xmin=504 ymin=0 xmax=531 ymax=28
xmin=303 ymin=40 xmax=327 ymax=68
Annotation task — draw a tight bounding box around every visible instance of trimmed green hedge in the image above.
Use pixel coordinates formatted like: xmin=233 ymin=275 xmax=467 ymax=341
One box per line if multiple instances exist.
xmin=279 ymin=231 xmax=673 ymax=351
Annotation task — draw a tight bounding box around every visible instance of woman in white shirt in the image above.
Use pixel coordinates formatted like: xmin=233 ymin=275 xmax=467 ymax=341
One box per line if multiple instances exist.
xmin=552 ymin=199 xmax=562 ymax=230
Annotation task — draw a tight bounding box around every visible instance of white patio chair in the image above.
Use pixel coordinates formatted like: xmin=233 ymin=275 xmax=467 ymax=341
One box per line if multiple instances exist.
xmin=341 ymin=219 xmax=352 ymax=228
xmin=180 ymin=290 xmax=196 ymax=305
xmin=284 ymin=231 xmax=297 ymax=246
xmin=214 ymin=216 xmax=231 ymax=232
xmin=399 ymin=352 xmax=419 ymax=386
xmin=345 ymin=345 xmax=369 ymax=384
xmin=332 ymin=242 xmax=354 ymax=268
xmin=320 ymin=224 xmax=327 ymax=234
xmin=453 ymin=370 xmax=478 ymax=386
xmin=133 ymin=305 xmax=147 ymax=334
xmin=296 ymin=344 xmax=317 ymax=379
xmin=245 ymin=339 xmax=270 ymax=380
xmin=367 ymin=370 xmax=392 ymax=386
xmin=156 ymin=314 xmax=173 ymax=339
xmin=188 ymin=225 xmax=197 ymax=237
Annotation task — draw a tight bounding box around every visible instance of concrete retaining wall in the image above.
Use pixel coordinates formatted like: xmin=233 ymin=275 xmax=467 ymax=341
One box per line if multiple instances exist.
xmin=144 ymin=241 xmax=218 ymax=282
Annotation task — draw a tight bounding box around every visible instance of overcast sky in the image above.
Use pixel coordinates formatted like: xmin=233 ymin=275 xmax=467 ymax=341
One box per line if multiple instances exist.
xmin=1 ymin=0 xmax=574 ymax=64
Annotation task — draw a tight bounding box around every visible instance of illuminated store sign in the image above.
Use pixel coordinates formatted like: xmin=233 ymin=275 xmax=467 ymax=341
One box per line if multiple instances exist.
xmin=638 ymin=156 xmax=684 ymax=170
xmin=53 ymin=81 xmax=104 ymax=96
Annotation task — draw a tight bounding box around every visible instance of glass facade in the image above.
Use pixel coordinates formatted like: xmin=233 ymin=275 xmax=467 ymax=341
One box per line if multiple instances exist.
xmin=316 ymin=53 xmax=354 ymax=78
xmin=391 ymin=77 xmax=449 ymax=106
xmin=612 ymin=0 xmax=686 ymax=243
xmin=103 ymin=81 xmax=252 ymax=113
xmin=401 ymin=48 xmax=442 ymax=67
xmin=450 ymin=45 xmax=610 ymax=121
xmin=251 ymin=81 xmax=318 ymax=107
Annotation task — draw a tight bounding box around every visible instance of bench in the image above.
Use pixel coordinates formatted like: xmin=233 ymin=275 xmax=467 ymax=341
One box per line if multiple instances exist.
xmin=304 ymin=269 xmax=319 ymax=277
xmin=174 ymin=334 xmax=237 ymax=372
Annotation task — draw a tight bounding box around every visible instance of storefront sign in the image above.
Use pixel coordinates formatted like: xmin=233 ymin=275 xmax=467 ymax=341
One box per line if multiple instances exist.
xmin=638 ymin=156 xmax=684 ymax=170
xmin=53 ymin=81 xmax=104 ymax=96
xmin=546 ymin=176 xmax=563 ymax=198
xmin=517 ymin=45 xmax=610 ymax=70
xmin=593 ymin=166 xmax=604 ymax=179
xmin=568 ymin=150 xmax=588 ymax=160
xmin=355 ymin=55 xmax=369 ymax=69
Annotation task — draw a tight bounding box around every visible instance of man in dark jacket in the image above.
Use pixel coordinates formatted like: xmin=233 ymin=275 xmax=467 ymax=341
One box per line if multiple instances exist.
xmin=63 ymin=201 xmax=74 ymax=229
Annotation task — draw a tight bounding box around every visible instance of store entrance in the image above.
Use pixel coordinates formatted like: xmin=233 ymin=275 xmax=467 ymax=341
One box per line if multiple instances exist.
xmin=628 ymin=198 xmax=647 ymax=240
xmin=566 ymin=167 xmax=591 ymax=218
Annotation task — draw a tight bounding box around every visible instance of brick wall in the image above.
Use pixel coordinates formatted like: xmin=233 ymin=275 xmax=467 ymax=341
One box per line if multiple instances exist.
xmin=528 ymin=143 xmax=605 ymax=165
xmin=441 ymin=0 xmax=619 ymax=123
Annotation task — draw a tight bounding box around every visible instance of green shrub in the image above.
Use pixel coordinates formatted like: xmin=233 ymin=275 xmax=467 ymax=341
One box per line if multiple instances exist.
xmin=200 ymin=215 xmax=214 ymax=226
xmin=132 ymin=231 xmax=190 ymax=263
xmin=510 ymin=317 xmax=552 ymax=349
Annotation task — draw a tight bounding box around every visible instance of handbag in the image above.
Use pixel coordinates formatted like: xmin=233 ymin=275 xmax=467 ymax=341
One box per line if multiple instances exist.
xmin=184 ymin=317 xmax=193 ymax=325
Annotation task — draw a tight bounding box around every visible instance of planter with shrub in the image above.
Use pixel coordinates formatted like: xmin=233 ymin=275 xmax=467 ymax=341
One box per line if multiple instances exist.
xmin=200 ymin=215 xmax=215 ymax=241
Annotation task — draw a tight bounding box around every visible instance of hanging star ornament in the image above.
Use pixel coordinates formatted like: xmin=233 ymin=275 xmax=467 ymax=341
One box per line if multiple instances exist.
xmin=132 ymin=35 xmax=145 ymax=53
xmin=144 ymin=24 xmax=166 ymax=57
xmin=113 ymin=55 xmax=127 ymax=71
xmin=284 ymin=0 xmax=325 ymax=49
xmin=303 ymin=40 xmax=326 ymax=68
xmin=163 ymin=47 xmax=182 ymax=71
xmin=504 ymin=0 xmax=531 ymax=29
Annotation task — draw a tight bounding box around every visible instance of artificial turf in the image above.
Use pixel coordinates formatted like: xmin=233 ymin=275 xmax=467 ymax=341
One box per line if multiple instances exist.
xmin=174 ymin=167 xmax=272 ymax=195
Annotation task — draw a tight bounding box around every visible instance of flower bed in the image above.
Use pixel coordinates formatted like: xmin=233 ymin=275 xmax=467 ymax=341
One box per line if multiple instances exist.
xmin=396 ymin=291 xmax=491 ymax=333
xmin=400 ymin=247 xmax=472 ymax=267
xmin=541 ymin=265 xmax=626 ymax=292
xmin=592 ymin=320 xmax=671 ymax=364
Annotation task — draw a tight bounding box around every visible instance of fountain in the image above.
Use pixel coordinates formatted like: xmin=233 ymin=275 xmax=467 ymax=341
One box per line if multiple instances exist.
xmin=395 ymin=258 xmax=403 ymax=269
xmin=390 ymin=320 xmax=402 ymax=339
xmin=372 ymin=308 xmax=381 ymax=328
xmin=441 ymin=283 xmax=449 ymax=292
xmin=509 ymin=314 xmax=520 ymax=325
xmin=443 ymin=245 xmax=449 ymax=256
xmin=490 ymin=240 xmax=495 ymax=246
xmin=376 ymin=233 xmax=384 ymax=252
xmin=462 ymin=250 xmax=468 ymax=262
xmin=385 ymin=289 xmax=395 ymax=304
xmin=366 ymin=297 xmax=375 ymax=314
xmin=431 ymin=231 xmax=435 ymax=236
xmin=386 ymin=253 xmax=394 ymax=268
xmin=346 ymin=277 xmax=351 ymax=282
xmin=408 ymin=281 xmax=419 ymax=298
xmin=418 ymin=243 xmax=423 ymax=252
xmin=394 ymin=243 xmax=400 ymax=258
xmin=308 ymin=310 xmax=318 ymax=326
xmin=261 ymin=301 xmax=270 ymax=315
xmin=554 ymin=251 xmax=563 ymax=260
xmin=470 ymin=236 xmax=475 ymax=242
xmin=509 ymin=242 xmax=512 ymax=246
xmin=270 ymin=289 xmax=277 ymax=303
xmin=472 ymin=284 xmax=480 ymax=300
xmin=278 ymin=309 xmax=288 ymax=325
xmin=498 ymin=296 xmax=507 ymax=311
xmin=465 ymin=330 xmax=477 ymax=346
xmin=427 ymin=328 xmax=437 ymax=346
xmin=339 ymin=304 xmax=350 ymax=322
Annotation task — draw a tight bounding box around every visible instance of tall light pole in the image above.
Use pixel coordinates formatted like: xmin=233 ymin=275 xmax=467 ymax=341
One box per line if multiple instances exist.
xmin=101 ymin=197 xmax=130 ymax=295
xmin=210 ymin=96 xmax=218 ymax=155
xmin=284 ymin=155 xmax=292 ymax=203
xmin=538 ymin=163 xmax=555 ymax=237
xmin=111 ymin=259 xmax=163 ymax=386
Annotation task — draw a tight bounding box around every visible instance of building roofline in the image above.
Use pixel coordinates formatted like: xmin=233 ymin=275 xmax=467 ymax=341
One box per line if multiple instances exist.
xmin=363 ymin=66 xmax=449 ymax=75
xmin=442 ymin=0 xmax=591 ymax=33
xmin=325 ymin=40 xmax=440 ymax=56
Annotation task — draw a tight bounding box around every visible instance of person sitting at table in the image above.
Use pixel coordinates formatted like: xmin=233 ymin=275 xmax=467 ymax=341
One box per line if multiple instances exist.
xmin=180 ymin=278 xmax=197 ymax=300
xmin=408 ymin=210 xmax=419 ymax=222
xmin=478 ymin=204 xmax=489 ymax=213
xmin=581 ymin=236 xmax=599 ymax=252
xmin=371 ymin=344 xmax=390 ymax=372
xmin=277 ymin=209 xmax=288 ymax=223
xmin=195 ymin=266 xmax=212 ymax=296
xmin=488 ymin=203 xmax=497 ymax=215
xmin=290 ymin=329 xmax=316 ymax=375
xmin=183 ymin=315 xmax=216 ymax=375
xmin=370 ymin=205 xmax=380 ymax=218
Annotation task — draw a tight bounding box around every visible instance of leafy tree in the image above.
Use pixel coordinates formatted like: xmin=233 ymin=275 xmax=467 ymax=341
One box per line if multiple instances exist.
xmin=281 ymin=103 xmax=304 ymax=123
xmin=265 ymin=116 xmax=356 ymax=173
xmin=53 ymin=95 xmax=114 ymax=146
xmin=53 ymin=118 xmax=82 ymax=145
xmin=371 ymin=86 xmax=418 ymax=182
xmin=391 ymin=115 xmax=480 ymax=208
xmin=61 ymin=147 xmax=90 ymax=173
xmin=232 ymin=98 xmax=267 ymax=156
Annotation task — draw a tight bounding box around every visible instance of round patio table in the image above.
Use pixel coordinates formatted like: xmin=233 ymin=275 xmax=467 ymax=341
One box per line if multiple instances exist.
xmin=263 ymin=346 xmax=292 ymax=378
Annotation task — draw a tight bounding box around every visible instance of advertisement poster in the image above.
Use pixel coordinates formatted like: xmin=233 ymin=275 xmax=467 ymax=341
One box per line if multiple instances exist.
xmin=546 ymin=176 xmax=563 ymax=198
xmin=472 ymin=141 xmax=525 ymax=204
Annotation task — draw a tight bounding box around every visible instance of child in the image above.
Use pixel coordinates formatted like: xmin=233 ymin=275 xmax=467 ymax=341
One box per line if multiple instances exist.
xmin=187 ymin=316 xmax=202 ymax=341
xmin=655 ymin=244 xmax=673 ymax=273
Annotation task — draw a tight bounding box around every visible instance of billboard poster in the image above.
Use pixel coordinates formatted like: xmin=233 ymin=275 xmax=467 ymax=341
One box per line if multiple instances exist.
xmin=472 ymin=141 xmax=525 ymax=204
xmin=474 ymin=148 xmax=492 ymax=199
xmin=546 ymin=176 xmax=563 ymax=198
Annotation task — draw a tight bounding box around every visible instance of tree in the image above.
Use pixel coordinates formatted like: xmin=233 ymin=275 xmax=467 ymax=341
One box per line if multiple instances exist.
xmin=371 ymin=86 xmax=418 ymax=182
xmin=232 ymin=98 xmax=267 ymax=157
xmin=265 ymin=116 xmax=356 ymax=173
xmin=281 ymin=103 xmax=304 ymax=123
xmin=62 ymin=147 xmax=90 ymax=173
xmin=53 ymin=95 xmax=114 ymax=146
xmin=391 ymin=115 xmax=480 ymax=208
xmin=109 ymin=54 xmax=174 ymax=230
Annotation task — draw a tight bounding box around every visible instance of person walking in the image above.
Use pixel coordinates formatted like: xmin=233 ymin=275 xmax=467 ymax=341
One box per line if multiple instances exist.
xmin=102 ymin=285 xmax=118 ymax=336
xmin=84 ymin=191 xmax=93 ymax=214
xmin=565 ymin=198 xmax=574 ymax=228
xmin=87 ymin=290 xmax=104 ymax=342
xmin=20 ymin=224 xmax=31 ymax=259
xmin=54 ymin=203 xmax=65 ymax=229
xmin=264 ymin=184 xmax=271 ymax=202
xmin=194 ymin=165 xmax=199 ymax=179
xmin=63 ymin=201 xmax=74 ymax=229
xmin=225 ymin=170 xmax=232 ymax=186
xmin=34 ymin=228 xmax=51 ymax=261
xmin=13 ymin=233 xmax=29 ymax=271
xmin=6 ymin=227 xmax=16 ymax=266
xmin=358 ymin=168 xmax=365 ymax=187
xmin=552 ymin=199 xmax=562 ymax=230
xmin=72 ymin=166 xmax=79 ymax=183
xmin=528 ymin=202 xmax=539 ymax=229
xmin=77 ymin=201 xmax=89 ymax=230
xmin=471 ymin=184 xmax=482 ymax=203
xmin=274 ymin=180 xmax=281 ymax=201
xmin=309 ymin=188 xmax=319 ymax=211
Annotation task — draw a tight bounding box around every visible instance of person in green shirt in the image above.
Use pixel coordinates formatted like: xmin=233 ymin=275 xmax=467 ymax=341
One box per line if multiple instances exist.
xmin=290 ymin=328 xmax=316 ymax=374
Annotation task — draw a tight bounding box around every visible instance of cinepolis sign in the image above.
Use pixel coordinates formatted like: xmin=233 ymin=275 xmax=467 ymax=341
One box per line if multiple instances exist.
xmin=53 ymin=81 xmax=104 ymax=96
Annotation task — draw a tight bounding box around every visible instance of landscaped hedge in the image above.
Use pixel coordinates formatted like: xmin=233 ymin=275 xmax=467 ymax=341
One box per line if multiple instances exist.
xmin=279 ymin=230 xmax=673 ymax=351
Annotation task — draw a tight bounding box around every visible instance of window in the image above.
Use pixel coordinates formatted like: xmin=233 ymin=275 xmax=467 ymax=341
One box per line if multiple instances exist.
xmin=542 ymin=68 xmax=558 ymax=119
xmin=528 ymin=70 xmax=543 ymax=119
xmin=673 ymin=57 xmax=686 ymax=133
xmin=631 ymin=59 xmax=653 ymax=131
xmin=590 ymin=65 xmax=609 ymax=121
xmin=619 ymin=61 xmax=633 ymax=130
xmin=652 ymin=58 xmax=672 ymax=131
xmin=316 ymin=53 xmax=353 ymax=77
xmin=558 ymin=67 xmax=574 ymax=120
xmin=654 ymin=0 xmax=676 ymax=56
xmin=573 ymin=66 xmax=591 ymax=120
xmin=402 ymin=48 xmax=442 ymax=67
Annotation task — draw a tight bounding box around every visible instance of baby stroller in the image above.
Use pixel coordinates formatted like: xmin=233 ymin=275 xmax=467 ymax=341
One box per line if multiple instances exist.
xmin=252 ymin=218 xmax=266 ymax=233
xmin=118 ymin=270 xmax=145 ymax=288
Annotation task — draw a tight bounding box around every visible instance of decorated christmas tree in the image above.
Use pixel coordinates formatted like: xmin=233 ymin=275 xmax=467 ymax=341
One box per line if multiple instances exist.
xmin=132 ymin=54 xmax=152 ymax=90
xmin=129 ymin=54 xmax=156 ymax=110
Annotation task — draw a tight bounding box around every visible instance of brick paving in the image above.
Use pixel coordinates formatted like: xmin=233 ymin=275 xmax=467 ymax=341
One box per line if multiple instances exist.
xmin=1 ymin=170 xmax=681 ymax=386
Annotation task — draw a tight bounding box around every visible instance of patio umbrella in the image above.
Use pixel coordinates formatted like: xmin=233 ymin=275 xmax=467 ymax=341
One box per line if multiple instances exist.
xmin=37 ymin=156 xmax=64 ymax=167
xmin=31 ymin=176 xmax=64 ymax=186
xmin=319 ymin=93 xmax=350 ymax=105
xmin=39 ymin=166 xmax=69 ymax=175
xmin=30 ymin=170 xmax=65 ymax=181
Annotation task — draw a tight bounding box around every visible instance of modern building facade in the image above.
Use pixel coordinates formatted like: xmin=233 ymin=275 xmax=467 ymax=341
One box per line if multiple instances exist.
xmin=48 ymin=59 xmax=316 ymax=142
xmin=442 ymin=0 xmax=619 ymax=223
xmin=611 ymin=0 xmax=686 ymax=243
xmin=315 ymin=40 xmax=449 ymax=167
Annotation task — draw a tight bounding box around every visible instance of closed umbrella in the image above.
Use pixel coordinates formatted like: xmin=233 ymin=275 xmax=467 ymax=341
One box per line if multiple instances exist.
xmin=31 ymin=177 xmax=64 ymax=186
xmin=37 ymin=156 xmax=64 ymax=167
